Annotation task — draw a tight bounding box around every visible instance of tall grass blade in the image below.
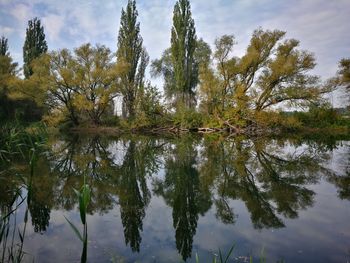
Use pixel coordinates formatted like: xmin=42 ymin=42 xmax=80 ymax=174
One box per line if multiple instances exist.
xmin=219 ymin=249 xmax=223 ymax=263
xmin=81 ymin=231 xmax=87 ymax=263
xmin=64 ymin=216 xmax=83 ymax=242
xmin=223 ymin=244 xmax=235 ymax=263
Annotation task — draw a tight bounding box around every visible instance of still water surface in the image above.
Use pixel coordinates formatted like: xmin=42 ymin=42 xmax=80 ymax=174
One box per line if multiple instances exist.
xmin=1 ymin=134 xmax=350 ymax=262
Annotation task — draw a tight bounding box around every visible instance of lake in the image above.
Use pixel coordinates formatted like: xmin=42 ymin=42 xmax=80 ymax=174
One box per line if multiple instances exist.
xmin=1 ymin=134 xmax=350 ymax=262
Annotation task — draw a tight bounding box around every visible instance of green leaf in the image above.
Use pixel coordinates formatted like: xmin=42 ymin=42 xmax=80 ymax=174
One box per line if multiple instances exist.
xmin=219 ymin=249 xmax=223 ymax=263
xmin=82 ymin=184 xmax=91 ymax=209
xmin=18 ymin=228 xmax=24 ymax=243
xmin=79 ymin=194 xmax=86 ymax=225
xmin=81 ymin=231 xmax=88 ymax=263
xmin=64 ymin=216 xmax=83 ymax=242
xmin=73 ymin=188 xmax=80 ymax=197
xmin=223 ymin=244 xmax=235 ymax=263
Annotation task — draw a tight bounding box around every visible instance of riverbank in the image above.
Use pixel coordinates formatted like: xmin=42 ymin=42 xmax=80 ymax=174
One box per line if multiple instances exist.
xmin=67 ymin=124 xmax=349 ymax=138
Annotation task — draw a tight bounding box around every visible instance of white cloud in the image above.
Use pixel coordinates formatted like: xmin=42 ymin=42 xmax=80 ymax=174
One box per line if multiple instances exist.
xmin=42 ymin=14 xmax=64 ymax=41
xmin=1 ymin=0 xmax=350 ymax=85
xmin=9 ymin=3 xmax=33 ymax=23
xmin=0 ymin=25 xmax=14 ymax=34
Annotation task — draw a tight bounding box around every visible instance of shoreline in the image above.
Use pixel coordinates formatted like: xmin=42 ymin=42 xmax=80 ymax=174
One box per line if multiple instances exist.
xmin=67 ymin=125 xmax=349 ymax=137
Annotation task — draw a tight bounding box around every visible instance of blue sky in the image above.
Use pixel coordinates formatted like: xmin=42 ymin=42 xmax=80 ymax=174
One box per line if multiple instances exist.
xmin=1 ymin=0 xmax=349 ymax=90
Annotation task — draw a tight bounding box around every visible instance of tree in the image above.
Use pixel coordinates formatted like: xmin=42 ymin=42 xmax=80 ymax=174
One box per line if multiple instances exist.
xmin=338 ymin=58 xmax=350 ymax=89
xmin=0 ymin=36 xmax=18 ymax=120
xmin=28 ymin=44 xmax=125 ymax=125
xmin=134 ymin=83 xmax=165 ymax=127
xmin=0 ymin=36 xmax=9 ymax=56
xmin=199 ymin=29 xmax=328 ymax=127
xmin=151 ymin=38 xmax=210 ymax=110
xmin=171 ymin=0 xmax=197 ymax=109
xmin=23 ymin=17 xmax=48 ymax=78
xmin=117 ymin=0 xmax=148 ymax=119
xmin=151 ymin=48 xmax=176 ymax=102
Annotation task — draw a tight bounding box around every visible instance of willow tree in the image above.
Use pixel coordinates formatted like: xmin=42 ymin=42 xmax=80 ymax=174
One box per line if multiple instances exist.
xmin=117 ymin=0 xmax=149 ymax=119
xmin=199 ymin=29 xmax=328 ymax=126
xmin=23 ymin=17 xmax=48 ymax=78
xmin=27 ymin=44 xmax=125 ymax=125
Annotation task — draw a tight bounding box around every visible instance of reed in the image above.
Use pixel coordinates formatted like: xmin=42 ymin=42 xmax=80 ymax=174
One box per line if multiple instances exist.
xmin=65 ymin=174 xmax=91 ymax=263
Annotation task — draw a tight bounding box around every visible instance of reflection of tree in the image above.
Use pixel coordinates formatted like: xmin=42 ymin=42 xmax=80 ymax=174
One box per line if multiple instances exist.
xmin=117 ymin=137 xmax=163 ymax=252
xmin=0 ymin=172 xmax=21 ymax=215
xmin=3 ymin=132 xmax=350 ymax=260
xmin=325 ymin=146 xmax=350 ymax=201
xmin=328 ymin=173 xmax=350 ymax=200
xmin=49 ymin=135 xmax=164 ymax=252
xmin=118 ymin=142 xmax=149 ymax=252
xmin=154 ymin=137 xmax=212 ymax=261
xmin=49 ymin=135 xmax=120 ymax=213
xmin=29 ymin=201 xmax=50 ymax=233
xmin=27 ymin=159 xmax=56 ymax=233
xmin=199 ymin=137 xmax=328 ymax=229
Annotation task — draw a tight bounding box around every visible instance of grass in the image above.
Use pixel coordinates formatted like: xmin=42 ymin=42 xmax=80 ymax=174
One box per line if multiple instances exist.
xmin=195 ymin=245 xmax=285 ymax=263
xmin=0 ymin=121 xmax=47 ymax=262
xmin=65 ymin=174 xmax=91 ymax=263
xmin=0 ymin=122 xmax=48 ymax=164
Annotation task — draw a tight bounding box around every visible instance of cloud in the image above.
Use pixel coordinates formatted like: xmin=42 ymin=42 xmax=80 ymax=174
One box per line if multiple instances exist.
xmin=42 ymin=14 xmax=64 ymax=42
xmin=9 ymin=3 xmax=33 ymax=23
xmin=0 ymin=25 xmax=14 ymax=34
xmin=1 ymin=0 xmax=349 ymax=84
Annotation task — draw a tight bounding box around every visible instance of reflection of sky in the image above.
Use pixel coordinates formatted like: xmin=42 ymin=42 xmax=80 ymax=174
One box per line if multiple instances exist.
xmin=18 ymin=181 xmax=350 ymax=262
xmin=2 ymin=139 xmax=350 ymax=262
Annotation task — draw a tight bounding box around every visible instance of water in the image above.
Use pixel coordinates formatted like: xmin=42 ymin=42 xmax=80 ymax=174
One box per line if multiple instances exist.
xmin=1 ymin=134 xmax=350 ymax=262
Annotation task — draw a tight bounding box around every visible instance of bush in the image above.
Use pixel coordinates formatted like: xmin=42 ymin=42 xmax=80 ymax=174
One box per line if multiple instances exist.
xmin=293 ymin=106 xmax=341 ymax=128
xmin=173 ymin=108 xmax=203 ymax=129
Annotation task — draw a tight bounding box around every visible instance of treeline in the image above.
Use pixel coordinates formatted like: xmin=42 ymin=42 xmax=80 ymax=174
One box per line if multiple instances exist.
xmin=0 ymin=0 xmax=349 ymax=133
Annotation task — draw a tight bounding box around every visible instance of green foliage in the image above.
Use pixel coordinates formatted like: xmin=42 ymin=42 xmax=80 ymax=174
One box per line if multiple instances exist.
xmin=292 ymin=104 xmax=345 ymax=128
xmin=0 ymin=122 xmax=48 ymax=164
xmin=196 ymin=244 xmax=235 ymax=263
xmin=65 ymin=179 xmax=91 ymax=263
xmin=23 ymin=17 xmax=48 ymax=78
xmin=173 ymin=106 xmax=203 ymax=129
xmin=132 ymin=84 xmax=165 ymax=128
xmin=0 ymin=6 xmax=345 ymax=133
xmin=171 ymin=0 xmax=198 ymax=109
xmin=338 ymin=58 xmax=350 ymax=89
xmin=253 ymin=111 xmax=301 ymax=131
xmin=0 ymin=36 xmax=9 ymax=56
xmin=151 ymin=48 xmax=176 ymax=101
xmin=199 ymin=29 xmax=330 ymax=129
xmin=117 ymin=0 xmax=148 ymax=119
xmin=151 ymin=0 xmax=204 ymax=111
xmin=26 ymin=44 xmax=124 ymax=126
xmin=0 ymin=38 xmax=20 ymax=121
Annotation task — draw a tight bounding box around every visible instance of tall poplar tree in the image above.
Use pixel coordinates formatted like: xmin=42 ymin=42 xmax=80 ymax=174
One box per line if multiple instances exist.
xmin=171 ymin=0 xmax=197 ymax=108
xmin=23 ymin=17 xmax=48 ymax=79
xmin=0 ymin=36 xmax=9 ymax=56
xmin=117 ymin=0 xmax=148 ymax=119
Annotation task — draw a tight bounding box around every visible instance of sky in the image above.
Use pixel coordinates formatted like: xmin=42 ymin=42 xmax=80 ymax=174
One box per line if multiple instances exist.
xmin=1 ymin=0 xmax=349 ymax=105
